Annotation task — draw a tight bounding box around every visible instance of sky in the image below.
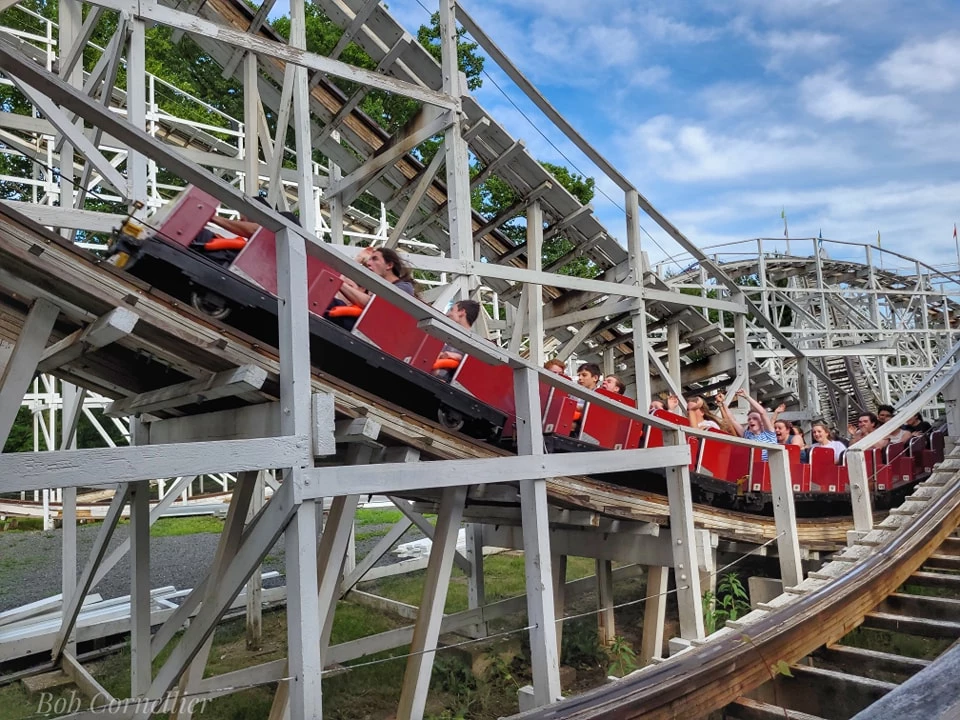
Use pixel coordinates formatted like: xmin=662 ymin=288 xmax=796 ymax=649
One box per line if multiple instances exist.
xmin=372 ymin=0 xmax=960 ymax=276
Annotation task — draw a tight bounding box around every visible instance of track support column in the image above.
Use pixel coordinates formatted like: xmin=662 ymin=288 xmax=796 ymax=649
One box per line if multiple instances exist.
xmin=641 ymin=566 xmax=668 ymax=664
xmin=767 ymin=447 xmax=803 ymax=587
xmin=846 ymin=448 xmax=874 ymax=540
xmin=663 ymin=429 xmax=704 ymax=642
xmin=514 ymin=366 xmax=561 ymax=707
xmin=396 ymin=484 xmax=467 ymax=720
xmin=0 ymin=298 xmax=59 ymax=447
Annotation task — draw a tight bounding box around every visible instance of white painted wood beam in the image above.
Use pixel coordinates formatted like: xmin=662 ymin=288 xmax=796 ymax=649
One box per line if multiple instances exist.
xmin=105 ymin=365 xmax=268 ymax=418
xmin=396 ymin=484 xmax=468 ymax=720
xmin=515 ymin=366 xmax=561 ymax=706
xmin=0 ymin=298 xmax=59 ymax=448
xmin=386 ymin=142 xmax=446 ymax=250
xmin=52 ymin=484 xmax=131 ymax=662
xmin=389 ymin=496 xmax=471 ymax=574
xmin=327 ymin=109 xmax=454 ymax=204
xmin=0 ymin=436 xmax=308 ymax=493
xmin=768 ymin=448 xmax=803 ymax=587
xmin=38 ymin=307 xmax=138 ymax=373
xmin=2 ymin=69 xmax=127 ymax=194
xmin=304 ymin=445 xmax=689 ymax=498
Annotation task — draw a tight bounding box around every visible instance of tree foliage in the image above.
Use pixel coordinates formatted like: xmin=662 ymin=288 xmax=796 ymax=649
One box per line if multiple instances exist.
xmin=470 ymin=160 xmax=598 ymax=278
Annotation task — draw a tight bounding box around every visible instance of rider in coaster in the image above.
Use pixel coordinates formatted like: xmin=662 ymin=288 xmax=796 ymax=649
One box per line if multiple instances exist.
xmin=433 ymin=300 xmax=481 ymax=382
xmin=715 ymin=388 xmax=777 ymax=459
xmin=601 ymin=374 xmax=626 ymax=395
xmin=805 ymin=422 xmax=847 ymax=464
xmin=327 ymin=247 xmax=416 ymax=330
xmin=544 ymin=359 xmax=567 ymax=375
xmin=687 ymin=395 xmax=721 ymax=430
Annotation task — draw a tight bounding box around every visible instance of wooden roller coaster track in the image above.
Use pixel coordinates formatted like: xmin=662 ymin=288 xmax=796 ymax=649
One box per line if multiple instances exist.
xmin=0 ymin=205 xmax=858 ymax=548
xmin=513 ymin=451 xmax=960 ymax=719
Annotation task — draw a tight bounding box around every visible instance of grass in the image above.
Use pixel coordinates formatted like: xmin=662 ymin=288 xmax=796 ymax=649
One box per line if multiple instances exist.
xmin=0 ymin=515 xmax=225 ymax=538
xmin=147 ymin=516 xmax=224 ymax=537
xmin=355 ymin=528 xmax=388 ymax=543
xmin=368 ymin=553 xmax=596 ymax=614
xmin=0 ymin=518 xmax=43 ymax=532
xmin=355 ymin=508 xmax=403 ymax=527
xmin=0 ymin=533 xmax=604 ymax=719
xmin=841 ymin=626 xmax=954 ymax=659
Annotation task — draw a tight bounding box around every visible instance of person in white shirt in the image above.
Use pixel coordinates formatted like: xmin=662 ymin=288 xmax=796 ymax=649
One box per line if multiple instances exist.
xmin=806 ymin=422 xmax=847 ymax=464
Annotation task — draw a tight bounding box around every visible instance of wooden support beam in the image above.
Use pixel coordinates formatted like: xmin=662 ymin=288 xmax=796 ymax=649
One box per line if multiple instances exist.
xmin=318 ymin=495 xmax=362 ymax=658
xmin=879 ymin=592 xmax=960 ymax=622
xmin=815 ymin=644 xmax=929 ymax=680
xmin=37 ymin=307 xmax=138 ymax=372
xmin=327 ymin=109 xmax=453 ymax=203
xmin=596 ymin=559 xmax=615 ymax=646
xmin=0 ymin=436 xmax=306 ymax=494
xmin=907 ymin=570 xmax=960 ymax=591
xmin=765 ymin=665 xmax=896 ymax=718
xmin=62 ymin=651 xmax=115 ymax=705
xmin=863 ymin=611 xmax=960 ymax=638
xmin=52 ymin=485 xmax=131 ymax=662
xmin=312 ymin=37 xmax=406 ymax=147
xmin=726 ymin=697 xmax=828 ymax=720
xmin=386 ymin=141 xmax=446 ymax=249
xmin=305 ymin=445 xmax=689 ymax=498
xmin=0 ymin=298 xmax=59 ymax=447
xmin=219 ymin=0 xmax=277 ymax=77
xmin=172 ymin=472 xmax=257 ymax=717
xmin=515 ymin=365 xmax=561 ymax=707
xmin=768 ymin=448 xmax=803 ymax=588
xmin=389 ymin=496 xmax=471 ymax=574
xmin=641 ymin=566 xmax=668 ymax=664
xmin=105 ymin=365 xmax=268 ymax=417
xmin=473 ymin=181 xmax=551 ymax=244
xmin=396 ymin=484 xmax=467 ymax=720
xmin=328 ymin=0 xmax=380 ymax=59
xmin=339 ymin=516 xmax=413 ymax=595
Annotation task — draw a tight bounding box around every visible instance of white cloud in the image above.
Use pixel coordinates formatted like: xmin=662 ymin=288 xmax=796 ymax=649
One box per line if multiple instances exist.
xmin=628 ymin=65 xmax=672 ymax=88
xmin=800 ymin=70 xmax=923 ymax=125
xmin=762 ymin=29 xmax=839 ymax=55
xmin=637 ymin=11 xmax=719 ymax=44
xmin=626 ymin=115 xmax=859 ymax=182
xmin=699 ymin=82 xmax=767 ymax=116
xmin=879 ymin=33 xmax=960 ymax=92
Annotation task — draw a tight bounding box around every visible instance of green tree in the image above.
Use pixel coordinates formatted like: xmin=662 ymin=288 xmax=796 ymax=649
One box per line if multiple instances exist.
xmin=470 ymin=160 xmax=598 ymax=278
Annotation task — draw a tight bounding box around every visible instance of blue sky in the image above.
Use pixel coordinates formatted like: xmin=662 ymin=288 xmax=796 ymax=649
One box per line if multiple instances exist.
xmin=264 ymin=0 xmax=960 ymax=273
xmin=375 ymin=0 xmax=960 ymax=274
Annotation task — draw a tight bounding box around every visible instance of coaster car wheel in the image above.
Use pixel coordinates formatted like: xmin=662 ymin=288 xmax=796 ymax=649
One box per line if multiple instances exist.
xmin=190 ymin=290 xmax=232 ymax=320
xmin=437 ymin=406 xmax=465 ymax=432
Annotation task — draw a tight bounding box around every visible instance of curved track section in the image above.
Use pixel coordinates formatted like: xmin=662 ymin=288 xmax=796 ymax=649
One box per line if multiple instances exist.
xmin=667 ymin=242 xmax=960 ymax=425
xmin=514 ymin=450 xmax=960 ymax=719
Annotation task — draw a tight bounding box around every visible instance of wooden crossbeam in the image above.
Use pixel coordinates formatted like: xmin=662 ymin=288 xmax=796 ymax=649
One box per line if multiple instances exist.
xmin=472 ymin=181 xmax=551 ymax=244
xmin=863 ymin=611 xmax=960 ymax=638
xmin=816 ymin=644 xmax=929 ymax=679
xmin=726 ymin=697 xmax=827 ymax=720
xmin=219 ymin=0 xmax=277 ymax=77
xmin=38 ymin=307 xmax=138 ymax=372
xmin=105 ymin=365 xmax=268 ymax=418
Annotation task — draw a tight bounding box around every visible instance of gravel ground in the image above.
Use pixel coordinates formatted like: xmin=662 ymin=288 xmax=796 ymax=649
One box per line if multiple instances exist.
xmin=0 ymin=521 xmax=428 ymax=612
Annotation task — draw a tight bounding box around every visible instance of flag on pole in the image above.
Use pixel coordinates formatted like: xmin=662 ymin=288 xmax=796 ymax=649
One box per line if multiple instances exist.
xmin=877 ymin=229 xmax=881 ymax=244
xmin=953 ymin=223 xmax=957 ymax=240
xmin=781 ymin=208 xmax=788 ymax=239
